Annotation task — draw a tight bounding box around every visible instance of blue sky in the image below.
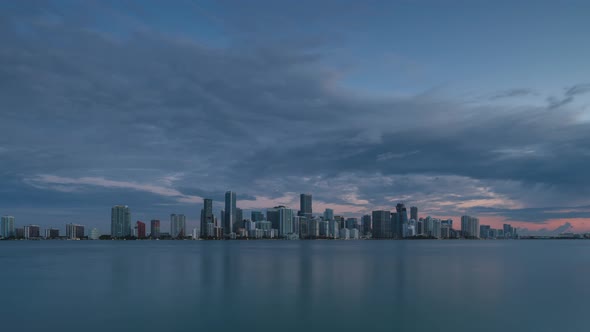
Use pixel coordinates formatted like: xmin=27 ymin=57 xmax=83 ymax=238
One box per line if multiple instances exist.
xmin=1 ymin=0 xmax=590 ymax=235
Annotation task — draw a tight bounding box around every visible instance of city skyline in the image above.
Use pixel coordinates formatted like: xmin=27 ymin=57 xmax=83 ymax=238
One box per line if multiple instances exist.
xmin=2 ymin=1 xmax=590 ymax=236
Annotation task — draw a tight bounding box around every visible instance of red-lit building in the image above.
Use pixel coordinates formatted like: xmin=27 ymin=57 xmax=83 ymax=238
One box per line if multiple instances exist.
xmin=136 ymin=221 xmax=146 ymax=239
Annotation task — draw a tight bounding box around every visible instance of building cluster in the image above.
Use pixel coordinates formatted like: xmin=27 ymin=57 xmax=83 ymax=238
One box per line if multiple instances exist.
xmin=0 ymin=215 xmax=92 ymax=240
xmin=1 ymin=193 xmax=520 ymax=241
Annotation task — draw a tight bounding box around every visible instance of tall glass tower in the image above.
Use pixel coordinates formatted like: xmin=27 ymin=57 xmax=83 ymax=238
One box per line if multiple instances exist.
xmin=111 ymin=205 xmax=131 ymax=238
xmin=224 ymin=191 xmax=236 ymax=235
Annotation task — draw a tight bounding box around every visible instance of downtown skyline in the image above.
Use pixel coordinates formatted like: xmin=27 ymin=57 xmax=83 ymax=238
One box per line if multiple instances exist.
xmin=2 ymin=1 xmax=590 ymax=235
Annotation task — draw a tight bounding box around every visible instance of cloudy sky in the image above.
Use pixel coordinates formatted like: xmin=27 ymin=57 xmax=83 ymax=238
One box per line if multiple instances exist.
xmin=2 ymin=0 xmax=590 ymax=235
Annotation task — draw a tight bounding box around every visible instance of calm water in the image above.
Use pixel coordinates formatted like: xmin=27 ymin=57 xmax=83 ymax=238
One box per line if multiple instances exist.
xmin=1 ymin=240 xmax=589 ymax=332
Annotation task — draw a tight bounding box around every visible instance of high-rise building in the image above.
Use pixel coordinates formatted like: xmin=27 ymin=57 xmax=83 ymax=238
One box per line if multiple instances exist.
xmin=480 ymin=225 xmax=491 ymax=239
xmin=323 ymin=208 xmax=334 ymax=221
xmin=251 ymin=211 xmax=264 ymax=222
xmin=15 ymin=228 xmax=24 ymax=239
xmin=24 ymin=225 xmax=40 ymax=239
xmin=235 ymin=208 xmax=243 ymax=230
xmin=1 ymin=216 xmax=15 ymax=238
xmin=395 ymin=203 xmax=408 ymax=238
xmin=266 ymin=206 xmax=294 ymax=237
xmin=361 ymin=215 xmax=372 ymax=236
xmin=136 ymin=221 xmax=146 ymax=239
xmin=44 ymin=228 xmax=59 ymax=239
xmin=372 ymin=210 xmax=392 ymax=239
xmin=461 ymin=215 xmax=480 ymax=238
xmin=89 ymin=228 xmax=100 ymax=240
xmin=111 ymin=205 xmax=131 ymax=238
xmin=345 ymin=218 xmax=358 ymax=230
xmin=299 ymin=194 xmax=312 ymax=219
xmin=150 ymin=220 xmax=161 ymax=239
xmin=224 ymin=191 xmax=237 ymax=235
xmin=66 ymin=223 xmax=84 ymax=239
xmin=410 ymin=206 xmax=418 ymax=221
xmin=200 ymin=198 xmax=214 ymax=237
xmin=170 ymin=214 xmax=186 ymax=239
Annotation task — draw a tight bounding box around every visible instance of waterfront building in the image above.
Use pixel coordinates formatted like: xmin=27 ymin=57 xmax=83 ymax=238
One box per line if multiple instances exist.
xmin=410 ymin=206 xmax=418 ymax=221
xmin=266 ymin=206 xmax=294 ymax=238
xmin=111 ymin=205 xmax=131 ymax=238
xmin=1 ymin=216 xmax=15 ymax=238
xmin=323 ymin=208 xmax=334 ymax=221
xmin=331 ymin=220 xmax=340 ymax=239
xmin=170 ymin=214 xmax=186 ymax=239
xmin=66 ymin=223 xmax=84 ymax=239
xmin=200 ymin=198 xmax=214 ymax=238
xmin=480 ymin=225 xmax=491 ymax=239
xmin=24 ymin=225 xmax=40 ymax=239
xmin=372 ymin=210 xmax=392 ymax=238
xmin=349 ymin=228 xmax=359 ymax=239
xmin=236 ymin=208 xmax=244 ymax=230
xmin=224 ymin=191 xmax=237 ymax=236
xmin=346 ymin=218 xmax=358 ymax=230
xmin=251 ymin=211 xmax=264 ymax=222
xmin=150 ymin=219 xmax=161 ymax=239
xmin=309 ymin=219 xmax=320 ymax=238
xmin=461 ymin=215 xmax=480 ymax=238
xmin=89 ymin=228 xmax=100 ymax=240
xmin=432 ymin=219 xmax=441 ymax=239
xmin=256 ymin=220 xmax=272 ymax=231
xmin=416 ymin=220 xmax=424 ymax=235
xmin=339 ymin=228 xmax=350 ymax=240
xmin=441 ymin=224 xmax=451 ymax=239
xmin=299 ymin=194 xmax=313 ymax=219
xmin=361 ymin=215 xmax=372 ymax=236
xmin=136 ymin=221 xmax=146 ymax=239
xmin=44 ymin=228 xmax=59 ymax=239
xmin=319 ymin=220 xmax=329 ymax=237
xmin=395 ymin=203 xmax=408 ymax=238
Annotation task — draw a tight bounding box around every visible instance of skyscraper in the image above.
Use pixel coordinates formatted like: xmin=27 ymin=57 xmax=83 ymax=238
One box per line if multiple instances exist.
xmin=66 ymin=223 xmax=84 ymax=239
xmin=136 ymin=221 xmax=146 ymax=239
xmin=372 ymin=210 xmax=392 ymax=238
xmin=1 ymin=216 xmax=15 ymax=238
xmin=111 ymin=205 xmax=131 ymax=238
xmin=266 ymin=206 xmax=294 ymax=237
xmin=361 ymin=215 xmax=372 ymax=236
xmin=395 ymin=203 xmax=408 ymax=238
xmin=200 ymin=198 xmax=214 ymax=237
xmin=170 ymin=214 xmax=186 ymax=239
xmin=299 ymin=193 xmax=312 ymax=219
xmin=251 ymin=211 xmax=264 ymax=222
xmin=224 ymin=191 xmax=236 ymax=235
xmin=461 ymin=215 xmax=480 ymax=238
xmin=235 ymin=208 xmax=243 ymax=230
xmin=150 ymin=219 xmax=161 ymax=239
xmin=24 ymin=225 xmax=40 ymax=239
xmin=323 ymin=208 xmax=334 ymax=221
xmin=410 ymin=206 xmax=418 ymax=221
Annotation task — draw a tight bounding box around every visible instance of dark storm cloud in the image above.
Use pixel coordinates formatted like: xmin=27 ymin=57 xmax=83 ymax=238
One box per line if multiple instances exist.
xmin=2 ymin=1 xmax=590 ymax=229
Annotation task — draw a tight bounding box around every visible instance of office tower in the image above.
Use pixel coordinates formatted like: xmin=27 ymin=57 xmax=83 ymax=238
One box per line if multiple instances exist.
xmin=372 ymin=210 xmax=392 ymax=239
xmin=89 ymin=228 xmax=100 ymax=240
xmin=432 ymin=219 xmax=442 ymax=238
xmin=111 ymin=205 xmax=131 ymax=238
xmin=346 ymin=218 xmax=358 ymax=230
xmin=293 ymin=216 xmax=305 ymax=237
xmin=136 ymin=221 xmax=146 ymax=239
xmin=480 ymin=225 xmax=491 ymax=239
xmin=150 ymin=220 xmax=161 ymax=239
xmin=170 ymin=214 xmax=186 ymax=239
xmin=323 ymin=208 xmax=334 ymax=221
xmin=224 ymin=191 xmax=236 ymax=235
xmin=339 ymin=228 xmax=350 ymax=240
xmin=361 ymin=215 xmax=372 ymax=236
xmin=329 ymin=219 xmax=339 ymax=238
xmin=24 ymin=225 xmax=40 ymax=239
xmin=503 ymin=224 xmax=514 ymax=238
xmin=200 ymin=198 xmax=214 ymax=237
xmin=410 ymin=206 xmax=418 ymax=221
xmin=266 ymin=206 xmax=294 ymax=237
xmin=461 ymin=216 xmax=480 ymax=238
xmin=319 ymin=220 xmax=329 ymax=237
xmin=66 ymin=223 xmax=84 ymax=239
xmin=423 ymin=216 xmax=434 ymax=236
xmin=309 ymin=219 xmax=320 ymax=238
xmin=251 ymin=211 xmax=264 ymax=222
xmin=441 ymin=224 xmax=451 ymax=239
xmin=395 ymin=203 xmax=408 ymax=238
xmin=416 ymin=220 xmax=424 ymax=235
xmin=299 ymin=194 xmax=312 ymax=219
xmin=1 ymin=216 xmax=15 ymax=238
xmin=235 ymin=208 xmax=243 ymax=230
xmin=45 ymin=228 xmax=59 ymax=239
